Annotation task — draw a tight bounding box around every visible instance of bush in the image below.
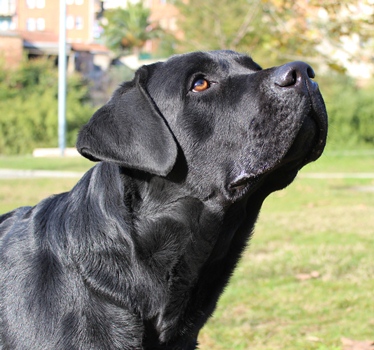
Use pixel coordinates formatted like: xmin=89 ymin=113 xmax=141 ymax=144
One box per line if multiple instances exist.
xmin=0 ymin=58 xmax=95 ymax=155
xmin=319 ymin=74 xmax=374 ymax=149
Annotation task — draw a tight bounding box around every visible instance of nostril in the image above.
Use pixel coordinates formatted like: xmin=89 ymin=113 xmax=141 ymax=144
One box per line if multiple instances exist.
xmin=274 ymin=69 xmax=296 ymax=87
xmin=274 ymin=68 xmax=298 ymax=87
xmin=274 ymin=61 xmax=315 ymax=88
xmin=307 ymin=66 xmax=315 ymax=79
xmin=291 ymin=70 xmax=298 ymax=84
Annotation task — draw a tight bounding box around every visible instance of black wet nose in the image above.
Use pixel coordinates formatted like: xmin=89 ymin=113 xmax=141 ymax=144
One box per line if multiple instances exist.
xmin=274 ymin=61 xmax=315 ymax=88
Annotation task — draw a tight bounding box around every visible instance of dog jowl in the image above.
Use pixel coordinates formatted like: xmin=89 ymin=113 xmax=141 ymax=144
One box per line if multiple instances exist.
xmin=0 ymin=51 xmax=327 ymax=349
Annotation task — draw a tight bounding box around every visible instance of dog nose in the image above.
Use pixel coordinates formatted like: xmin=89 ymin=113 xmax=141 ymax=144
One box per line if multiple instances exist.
xmin=274 ymin=61 xmax=315 ymax=88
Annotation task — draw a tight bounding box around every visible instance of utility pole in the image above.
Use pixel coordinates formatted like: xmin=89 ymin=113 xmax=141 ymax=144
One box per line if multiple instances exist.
xmin=58 ymin=0 xmax=67 ymax=156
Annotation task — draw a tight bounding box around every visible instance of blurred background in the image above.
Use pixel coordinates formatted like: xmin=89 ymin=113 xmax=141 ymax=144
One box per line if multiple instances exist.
xmin=0 ymin=1 xmax=373 ymax=349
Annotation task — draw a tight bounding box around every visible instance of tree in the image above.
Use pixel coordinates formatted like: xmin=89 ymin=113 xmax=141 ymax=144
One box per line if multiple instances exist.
xmin=102 ymin=1 xmax=164 ymax=57
xmin=175 ymin=0 xmax=267 ymax=54
xmin=175 ymin=0 xmax=374 ymax=72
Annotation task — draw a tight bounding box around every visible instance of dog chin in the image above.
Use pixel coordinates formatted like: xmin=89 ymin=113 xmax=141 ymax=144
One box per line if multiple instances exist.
xmin=226 ymin=113 xmax=323 ymax=202
xmin=283 ymin=115 xmax=319 ymax=164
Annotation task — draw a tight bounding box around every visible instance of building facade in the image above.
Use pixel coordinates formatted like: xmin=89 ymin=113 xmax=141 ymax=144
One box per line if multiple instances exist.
xmin=0 ymin=0 xmax=180 ymax=69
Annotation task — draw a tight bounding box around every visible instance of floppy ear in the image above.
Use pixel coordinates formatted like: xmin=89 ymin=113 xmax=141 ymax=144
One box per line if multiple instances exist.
xmin=76 ymin=64 xmax=178 ymax=176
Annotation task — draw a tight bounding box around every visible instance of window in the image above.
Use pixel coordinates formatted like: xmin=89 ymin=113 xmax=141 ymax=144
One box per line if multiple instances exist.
xmin=66 ymin=0 xmax=73 ymax=4
xmin=66 ymin=15 xmax=74 ymax=29
xmin=36 ymin=17 xmax=45 ymax=30
xmin=26 ymin=18 xmax=36 ymax=31
xmin=36 ymin=0 xmax=45 ymax=8
xmin=0 ymin=0 xmax=16 ymax=14
xmin=75 ymin=0 xmax=84 ymax=5
xmin=75 ymin=16 xmax=83 ymax=30
xmin=26 ymin=0 xmax=36 ymax=9
xmin=0 ymin=19 xmax=10 ymax=31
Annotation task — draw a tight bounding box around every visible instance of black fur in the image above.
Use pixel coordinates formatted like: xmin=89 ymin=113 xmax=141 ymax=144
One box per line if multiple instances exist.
xmin=0 ymin=51 xmax=327 ymax=349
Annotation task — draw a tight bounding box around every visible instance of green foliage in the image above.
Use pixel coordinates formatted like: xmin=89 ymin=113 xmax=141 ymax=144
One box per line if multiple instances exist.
xmin=175 ymin=0 xmax=268 ymax=54
xmin=102 ymin=1 xmax=164 ymax=56
xmin=319 ymin=75 xmax=374 ymax=148
xmin=0 ymin=58 xmax=94 ymax=155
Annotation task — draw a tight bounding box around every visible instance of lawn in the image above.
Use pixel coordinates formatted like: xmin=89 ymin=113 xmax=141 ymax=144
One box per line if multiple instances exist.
xmin=0 ymin=155 xmax=93 ymax=172
xmin=0 ymin=151 xmax=373 ymax=349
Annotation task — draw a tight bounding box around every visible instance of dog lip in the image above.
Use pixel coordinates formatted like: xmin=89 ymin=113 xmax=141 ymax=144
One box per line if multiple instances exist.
xmin=226 ymin=172 xmax=263 ymax=201
xmin=304 ymin=129 xmax=326 ymax=162
xmin=228 ymin=172 xmax=253 ymax=190
xmin=306 ymin=87 xmax=328 ymax=162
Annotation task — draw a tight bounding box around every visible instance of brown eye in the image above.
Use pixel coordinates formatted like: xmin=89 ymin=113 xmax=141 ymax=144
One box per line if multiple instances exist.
xmin=192 ymin=78 xmax=210 ymax=92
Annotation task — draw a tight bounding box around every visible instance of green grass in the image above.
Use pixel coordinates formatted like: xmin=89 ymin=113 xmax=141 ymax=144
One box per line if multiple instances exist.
xmin=304 ymin=150 xmax=374 ymax=173
xmin=0 ymin=155 xmax=93 ymax=172
xmin=0 ymin=155 xmax=93 ymax=213
xmin=0 ymin=153 xmax=373 ymax=349
xmin=0 ymin=178 xmax=79 ymax=213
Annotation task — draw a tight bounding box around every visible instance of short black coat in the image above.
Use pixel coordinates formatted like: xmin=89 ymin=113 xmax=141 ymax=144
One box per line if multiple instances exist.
xmin=0 ymin=51 xmax=327 ymax=349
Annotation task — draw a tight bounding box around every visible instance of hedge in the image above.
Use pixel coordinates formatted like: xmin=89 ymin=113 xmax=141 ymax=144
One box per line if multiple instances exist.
xmin=0 ymin=58 xmax=95 ymax=155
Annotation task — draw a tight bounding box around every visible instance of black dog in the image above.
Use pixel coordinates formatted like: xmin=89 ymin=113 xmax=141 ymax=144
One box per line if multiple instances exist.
xmin=0 ymin=50 xmax=327 ymax=349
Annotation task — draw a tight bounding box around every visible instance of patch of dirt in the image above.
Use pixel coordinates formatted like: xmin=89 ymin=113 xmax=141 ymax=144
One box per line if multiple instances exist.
xmin=342 ymin=337 xmax=374 ymax=350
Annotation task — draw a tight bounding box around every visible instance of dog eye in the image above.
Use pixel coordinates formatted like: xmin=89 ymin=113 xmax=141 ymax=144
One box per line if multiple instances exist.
xmin=192 ymin=78 xmax=210 ymax=92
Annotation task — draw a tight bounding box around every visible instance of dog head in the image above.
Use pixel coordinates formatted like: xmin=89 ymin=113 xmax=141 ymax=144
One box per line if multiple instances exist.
xmin=77 ymin=50 xmax=327 ymax=202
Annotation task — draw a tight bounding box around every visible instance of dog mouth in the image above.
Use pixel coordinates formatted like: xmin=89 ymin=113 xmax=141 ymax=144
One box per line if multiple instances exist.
xmin=282 ymin=98 xmax=327 ymax=167
xmin=302 ymin=84 xmax=328 ymax=163
xmin=228 ymin=84 xmax=327 ymax=196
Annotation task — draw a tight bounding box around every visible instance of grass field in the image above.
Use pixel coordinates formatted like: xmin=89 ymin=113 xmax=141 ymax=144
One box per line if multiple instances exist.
xmin=0 ymin=155 xmax=93 ymax=172
xmin=0 ymin=152 xmax=373 ymax=349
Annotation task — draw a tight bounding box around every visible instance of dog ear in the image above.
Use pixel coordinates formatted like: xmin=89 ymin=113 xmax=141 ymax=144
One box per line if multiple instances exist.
xmin=76 ymin=64 xmax=178 ymax=176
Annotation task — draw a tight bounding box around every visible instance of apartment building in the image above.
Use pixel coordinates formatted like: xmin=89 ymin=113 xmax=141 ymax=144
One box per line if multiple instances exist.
xmin=18 ymin=0 xmax=95 ymax=44
xmin=0 ymin=0 xmax=108 ymax=71
xmin=0 ymin=0 xmax=21 ymax=66
xmin=1 ymin=0 xmax=100 ymax=46
xmin=0 ymin=0 xmax=16 ymax=30
xmin=0 ymin=0 xmax=180 ymax=69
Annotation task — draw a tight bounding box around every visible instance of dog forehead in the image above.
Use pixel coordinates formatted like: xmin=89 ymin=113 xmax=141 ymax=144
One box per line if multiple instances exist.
xmin=146 ymin=50 xmax=261 ymax=97
xmin=205 ymin=50 xmax=262 ymax=72
xmin=164 ymin=51 xmax=257 ymax=77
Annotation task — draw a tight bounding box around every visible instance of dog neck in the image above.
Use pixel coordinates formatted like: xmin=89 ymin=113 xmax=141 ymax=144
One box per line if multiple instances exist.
xmin=69 ymin=161 xmax=264 ymax=343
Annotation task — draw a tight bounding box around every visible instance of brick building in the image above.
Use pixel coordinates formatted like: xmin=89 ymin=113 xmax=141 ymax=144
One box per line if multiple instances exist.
xmin=16 ymin=0 xmax=95 ymax=43
xmin=0 ymin=31 xmax=22 ymax=67
xmin=0 ymin=0 xmax=180 ymax=70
